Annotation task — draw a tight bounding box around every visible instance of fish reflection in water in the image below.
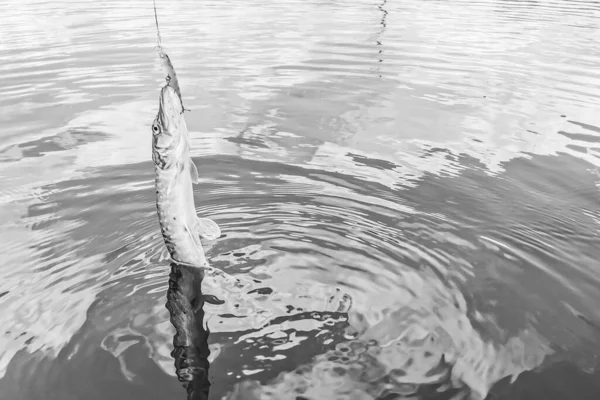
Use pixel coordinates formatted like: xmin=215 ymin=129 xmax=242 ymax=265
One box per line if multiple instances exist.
xmin=166 ymin=262 xmax=215 ymax=400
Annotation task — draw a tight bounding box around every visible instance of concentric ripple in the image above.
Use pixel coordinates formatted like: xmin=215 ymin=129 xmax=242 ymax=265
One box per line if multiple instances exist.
xmin=0 ymin=154 xmax=559 ymax=400
xmin=186 ymin=157 xmax=552 ymax=399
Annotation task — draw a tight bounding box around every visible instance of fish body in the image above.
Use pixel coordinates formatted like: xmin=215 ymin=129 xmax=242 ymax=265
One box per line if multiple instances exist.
xmin=152 ymin=83 xmax=220 ymax=268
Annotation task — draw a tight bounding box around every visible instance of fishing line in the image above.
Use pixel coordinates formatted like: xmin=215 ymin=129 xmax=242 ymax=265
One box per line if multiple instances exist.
xmin=151 ymin=0 xmax=191 ymax=113
xmin=153 ymin=0 xmax=162 ymax=50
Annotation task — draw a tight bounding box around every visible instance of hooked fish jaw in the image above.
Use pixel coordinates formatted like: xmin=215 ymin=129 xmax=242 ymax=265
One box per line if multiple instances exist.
xmin=159 ymin=85 xmax=184 ymax=125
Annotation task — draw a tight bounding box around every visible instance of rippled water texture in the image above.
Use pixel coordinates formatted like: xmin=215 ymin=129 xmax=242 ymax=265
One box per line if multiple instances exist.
xmin=2 ymin=0 xmax=600 ymax=399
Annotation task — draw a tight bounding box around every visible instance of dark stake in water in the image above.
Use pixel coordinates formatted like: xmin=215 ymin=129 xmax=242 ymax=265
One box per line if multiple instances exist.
xmin=1 ymin=0 xmax=600 ymax=399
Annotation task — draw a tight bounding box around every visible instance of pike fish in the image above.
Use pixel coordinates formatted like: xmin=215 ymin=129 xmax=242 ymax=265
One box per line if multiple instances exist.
xmin=151 ymin=80 xmax=220 ymax=268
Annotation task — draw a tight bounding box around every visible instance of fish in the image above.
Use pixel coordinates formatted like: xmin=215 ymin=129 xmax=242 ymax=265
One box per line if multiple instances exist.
xmin=157 ymin=49 xmax=188 ymax=112
xmin=151 ymin=82 xmax=220 ymax=268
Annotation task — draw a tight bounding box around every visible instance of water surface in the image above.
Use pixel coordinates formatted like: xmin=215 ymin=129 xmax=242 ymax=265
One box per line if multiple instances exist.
xmin=1 ymin=0 xmax=600 ymax=399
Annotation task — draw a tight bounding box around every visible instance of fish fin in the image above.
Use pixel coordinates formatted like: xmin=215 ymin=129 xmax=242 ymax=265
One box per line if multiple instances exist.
xmin=166 ymin=173 xmax=178 ymax=195
xmin=189 ymin=160 xmax=199 ymax=184
xmin=184 ymin=223 xmax=206 ymax=257
xmin=196 ymin=218 xmax=221 ymax=240
xmin=166 ymin=162 xmax=185 ymax=195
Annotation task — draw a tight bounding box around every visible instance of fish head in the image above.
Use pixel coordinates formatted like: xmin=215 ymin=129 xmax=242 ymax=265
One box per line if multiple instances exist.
xmin=157 ymin=50 xmax=171 ymax=76
xmin=158 ymin=49 xmax=171 ymax=64
xmin=157 ymin=49 xmax=183 ymax=106
xmin=152 ymin=85 xmax=186 ymax=168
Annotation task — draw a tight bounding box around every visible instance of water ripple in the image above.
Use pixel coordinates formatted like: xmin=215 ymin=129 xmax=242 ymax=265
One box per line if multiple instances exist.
xmin=2 ymin=0 xmax=600 ymax=398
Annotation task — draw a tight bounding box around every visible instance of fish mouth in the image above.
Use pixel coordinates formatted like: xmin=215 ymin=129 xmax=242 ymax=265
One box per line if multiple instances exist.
xmin=158 ymin=49 xmax=169 ymax=60
xmin=157 ymin=84 xmax=184 ymax=131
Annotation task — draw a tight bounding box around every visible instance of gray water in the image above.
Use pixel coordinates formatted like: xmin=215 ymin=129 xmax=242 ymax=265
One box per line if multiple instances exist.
xmin=1 ymin=0 xmax=600 ymax=399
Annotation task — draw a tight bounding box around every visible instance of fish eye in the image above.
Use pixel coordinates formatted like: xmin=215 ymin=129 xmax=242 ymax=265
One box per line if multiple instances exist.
xmin=152 ymin=123 xmax=160 ymax=134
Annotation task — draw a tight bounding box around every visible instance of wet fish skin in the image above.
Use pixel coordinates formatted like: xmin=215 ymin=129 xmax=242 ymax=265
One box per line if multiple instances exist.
xmin=157 ymin=49 xmax=187 ymax=111
xmin=152 ymin=84 xmax=220 ymax=269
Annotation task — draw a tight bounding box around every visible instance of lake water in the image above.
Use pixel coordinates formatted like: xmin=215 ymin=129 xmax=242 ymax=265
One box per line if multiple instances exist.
xmin=2 ymin=0 xmax=600 ymax=399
